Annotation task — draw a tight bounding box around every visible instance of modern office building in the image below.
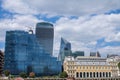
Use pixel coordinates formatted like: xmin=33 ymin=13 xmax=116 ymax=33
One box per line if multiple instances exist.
xmin=107 ymin=54 xmax=119 ymax=58
xmin=4 ymin=30 xmax=61 ymax=76
xmin=35 ymin=22 xmax=54 ymax=55
xmin=90 ymin=51 xmax=101 ymax=57
xmin=58 ymin=38 xmax=72 ymax=63
xmin=0 ymin=50 xmax=4 ymax=75
xmin=72 ymin=51 xmax=84 ymax=58
xmin=63 ymin=56 xmax=112 ymax=78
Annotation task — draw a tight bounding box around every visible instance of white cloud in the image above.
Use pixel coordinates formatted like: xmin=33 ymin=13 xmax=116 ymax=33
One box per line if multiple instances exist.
xmin=0 ymin=13 xmax=120 ymax=57
xmin=2 ymin=0 xmax=120 ymax=16
xmin=2 ymin=0 xmax=37 ymax=15
xmin=105 ymin=32 xmax=120 ymax=42
xmin=98 ymin=46 xmax=120 ymax=57
xmin=0 ymin=15 xmax=40 ymax=42
xmin=1 ymin=0 xmax=120 ymax=57
xmin=54 ymin=14 xmax=120 ymax=57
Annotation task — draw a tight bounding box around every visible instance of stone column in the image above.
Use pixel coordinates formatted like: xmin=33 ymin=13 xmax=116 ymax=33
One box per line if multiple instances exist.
xmin=105 ymin=72 xmax=106 ymax=77
xmin=88 ymin=72 xmax=90 ymax=78
xmin=98 ymin=72 xmax=100 ymax=78
xmin=101 ymin=72 xmax=103 ymax=78
xmin=78 ymin=72 xmax=80 ymax=78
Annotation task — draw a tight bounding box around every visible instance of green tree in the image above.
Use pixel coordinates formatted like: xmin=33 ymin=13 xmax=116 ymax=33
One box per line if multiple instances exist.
xmin=4 ymin=70 xmax=10 ymax=76
xmin=59 ymin=71 xmax=68 ymax=78
xmin=19 ymin=72 xmax=27 ymax=78
xmin=29 ymin=72 xmax=35 ymax=78
xmin=118 ymin=62 xmax=120 ymax=70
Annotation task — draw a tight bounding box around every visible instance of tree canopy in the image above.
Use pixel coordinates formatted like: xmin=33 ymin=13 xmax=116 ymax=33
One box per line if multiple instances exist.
xmin=19 ymin=72 xmax=27 ymax=78
xmin=59 ymin=71 xmax=68 ymax=78
xmin=118 ymin=62 xmax=120 ymax=69
xmin=4 ymin=70 xmax=10 ymax=76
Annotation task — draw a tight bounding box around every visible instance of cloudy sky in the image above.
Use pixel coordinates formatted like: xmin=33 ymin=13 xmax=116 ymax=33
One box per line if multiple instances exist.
xmin=0 ymin=0 xmax=120 ymax=57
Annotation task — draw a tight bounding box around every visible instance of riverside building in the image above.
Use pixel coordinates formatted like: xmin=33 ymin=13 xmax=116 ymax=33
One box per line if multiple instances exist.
xmin=4 ymin=29 xmax=61 ymax=75
xmin=63 ymin=56 xmax=112 ymax=78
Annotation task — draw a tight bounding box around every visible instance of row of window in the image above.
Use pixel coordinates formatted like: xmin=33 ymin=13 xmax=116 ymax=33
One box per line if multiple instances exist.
xmin=68 ymin=61 xmax=74 ymax=64
xmin=68 ymin=70 xmax=75 ymax=74
xmin=76 ymin=72 xmax=111 ymax=78
xmin=67 ymin=65 xmax=111 ymax=70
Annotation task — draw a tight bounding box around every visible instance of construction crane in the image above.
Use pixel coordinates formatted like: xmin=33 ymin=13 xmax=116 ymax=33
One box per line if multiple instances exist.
xmin=25 ymin=26 xmax=35 ymax=34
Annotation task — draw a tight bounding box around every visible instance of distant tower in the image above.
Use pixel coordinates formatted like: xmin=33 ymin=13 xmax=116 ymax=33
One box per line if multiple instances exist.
xmin=58 ymin=38 xmax=72 ymax=63
xmin=90 ymin=51 xmax=101 ymax=57
xmin=35 ymin=22 xmax=54 ymax=55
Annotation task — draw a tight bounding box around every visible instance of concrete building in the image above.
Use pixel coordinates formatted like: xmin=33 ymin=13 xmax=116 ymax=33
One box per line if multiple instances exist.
xmin=63 ymin=56 xmax=112 ymax=78
xmin=35 ymin=22 xmax=54 ymax=55
xmin=0 ymin=50 xmax=4 ymax=75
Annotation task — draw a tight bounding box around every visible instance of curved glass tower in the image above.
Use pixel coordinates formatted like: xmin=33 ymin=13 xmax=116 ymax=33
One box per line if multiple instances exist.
xmin=35 ymin=22 xmax=54 ymax=55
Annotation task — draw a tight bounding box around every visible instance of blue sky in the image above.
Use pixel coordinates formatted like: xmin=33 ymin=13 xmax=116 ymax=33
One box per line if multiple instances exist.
xmin=0 ymin=0 xmax=120 ymax=57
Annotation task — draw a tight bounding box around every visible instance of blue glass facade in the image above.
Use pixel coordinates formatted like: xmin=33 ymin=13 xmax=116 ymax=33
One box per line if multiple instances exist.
xmin=58 ymin=38 xmax=72 ymax=63
xmin=72 ymin=51 xmax=84 ymax=58
xmin=4 ymin=30 xmax=61 ymax=76
xmin=36 ymin=22 xmax=54 ymax=55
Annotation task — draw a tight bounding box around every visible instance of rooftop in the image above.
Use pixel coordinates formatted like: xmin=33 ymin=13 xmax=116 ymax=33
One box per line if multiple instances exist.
xmin=36 ymin=22 xmax=53 ymax=28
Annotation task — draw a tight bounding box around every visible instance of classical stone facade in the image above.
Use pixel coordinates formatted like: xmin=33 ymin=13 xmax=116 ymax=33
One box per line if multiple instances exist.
xmin=63 ymin=56 xmax=112 ymax=78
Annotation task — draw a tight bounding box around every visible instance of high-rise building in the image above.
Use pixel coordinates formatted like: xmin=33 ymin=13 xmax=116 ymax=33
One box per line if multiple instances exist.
xmin=4 ymin=30 xmax=61 ymax=76
xmin=58 ymin=38 xmax=72 ymax=63
xmin=90 ymin=51 xmax=101 ymax=57
xmin=72 ymin=51 xmax=84 ymax=58
xmin=0 ymin=50 xmax=4 ymax=75
xmin=35 ymin=22 xmax=54 ymax=55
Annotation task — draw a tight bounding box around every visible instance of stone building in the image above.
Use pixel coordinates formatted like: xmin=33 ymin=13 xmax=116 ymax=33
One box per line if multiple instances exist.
xmin=63 ymin=56 xmax=112 ymax=78
xmin=107 ymin=55 xmax=120 ymax=77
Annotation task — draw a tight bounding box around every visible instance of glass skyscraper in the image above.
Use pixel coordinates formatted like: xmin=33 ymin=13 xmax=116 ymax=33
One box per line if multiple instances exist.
xmin=4 ymin=30 xmax=61 ymax=76
xmin=72 ymin=51 xmax=84 ymax=58
xmin=58 ymin=38 xmax=72 ymax=63
xmin=35 ymin=22 xmax=54 ymax=55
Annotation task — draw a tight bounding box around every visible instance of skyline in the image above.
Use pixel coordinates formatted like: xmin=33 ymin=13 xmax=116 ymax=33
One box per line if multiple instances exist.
xmin=0 ymin=0 xmax=120 ymax=57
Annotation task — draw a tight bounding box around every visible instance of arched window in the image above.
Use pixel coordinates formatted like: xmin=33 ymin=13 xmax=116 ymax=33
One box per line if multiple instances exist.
xmin=96 ymin=72 xmax=99 ymax=77
xmin=93 ymin=72 xmax=95 ymax=77
xmin=90 ymin=72 xmax=92 ymax=77
xmin=76 ymin=72 xmax=79 ymax=78
xmin=83 ymin=72 xmax=85 ymax=78
xmin=106 ymin=72 xmax=108 ymax=77
xmin=109 ymin=72 xmax=111 ymax=77
xmin=100 ymin=72 xmax=102 ymax=77
xmin=80 ymin=72 xmax=82 ymax=78
xmin=87 ymin=72 xmax=89 ymax=77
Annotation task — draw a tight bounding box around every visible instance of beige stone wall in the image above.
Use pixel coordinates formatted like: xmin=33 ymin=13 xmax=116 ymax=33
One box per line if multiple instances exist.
xmin=64 ymin=61 xmax=112 ymax=78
